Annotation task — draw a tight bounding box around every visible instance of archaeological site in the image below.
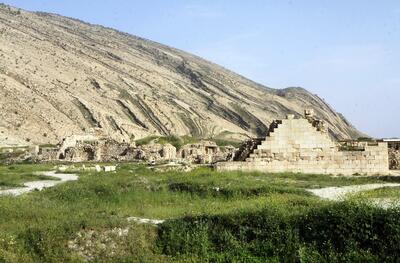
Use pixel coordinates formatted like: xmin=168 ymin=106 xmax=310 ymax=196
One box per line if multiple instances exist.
xmin=1 ymin=3 xmax=400 ymax=262
xmin=31 ymin=134 xmax=235 ymax=165
xmin=2 ymin=109 xmax=396 ymax=176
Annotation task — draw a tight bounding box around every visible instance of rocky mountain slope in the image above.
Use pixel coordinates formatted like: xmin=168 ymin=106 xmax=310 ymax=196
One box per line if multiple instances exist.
xmin=0 ymin=4 xmax=363 ymax=145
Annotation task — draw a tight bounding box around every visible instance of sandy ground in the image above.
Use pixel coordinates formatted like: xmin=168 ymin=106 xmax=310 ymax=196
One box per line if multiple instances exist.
xmin=307 ymin=183 xmax=400 ymax=201
xmin=0 ymin=171 xmax=78 ymax=196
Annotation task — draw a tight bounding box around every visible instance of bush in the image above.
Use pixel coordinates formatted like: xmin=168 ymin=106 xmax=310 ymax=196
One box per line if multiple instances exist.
xmin=298 ymin=202 xmax=400 ymax=261
xmin=158 ymin=207 xmax=300 ymax=262
xmin=157 ymin=202 xmax=400 ymax=262
xmin=168 ymin=182 xmax=306 ymax=198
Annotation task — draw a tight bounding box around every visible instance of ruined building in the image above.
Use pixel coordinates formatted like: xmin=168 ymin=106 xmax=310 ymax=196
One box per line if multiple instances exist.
xmin=381 ymin=139 xmax=400 ymax=170
xmin=35 ymin=134 xmax=234 ymax=164
xmin=216 ymin=110 xmax=389 ymax=175
xmin=37 ymin=135 xmax=136 ymax=162
xmin=178 ymin=141 xmax=233 ymax=164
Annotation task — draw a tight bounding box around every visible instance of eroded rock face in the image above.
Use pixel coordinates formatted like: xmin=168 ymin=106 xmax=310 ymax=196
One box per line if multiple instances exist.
xmin=0 ymin=4 xmax=363 ymax=145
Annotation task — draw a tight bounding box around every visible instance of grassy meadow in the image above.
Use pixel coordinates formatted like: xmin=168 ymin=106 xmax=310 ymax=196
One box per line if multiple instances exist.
xmin=1 ymin=163 xmax=400 ymax=262
xmin=0 ymin=164 xmax=58 ymax=189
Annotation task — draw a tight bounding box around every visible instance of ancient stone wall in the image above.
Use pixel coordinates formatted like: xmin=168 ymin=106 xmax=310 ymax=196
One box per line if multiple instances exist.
xmin=98 ymin=140 xmax=132 ymax=161
xmin=37 ymin=147 xmax=59 ymax=161
xmin=161 ymin=144 xmax=177 ymax=160
xmin=60 ymin=139 xmax=134 ymax=162
xmin=36 ymin=136 xmax=233 ymax=164
xmin=216 ymin=115 xmax=389 ymax=175
xmin=178 ymin=141 xmax=232 ymax=164
xmin=389 ymin=148 xmax=400 ymax=170
xmin=233 ymin=138 xmax=263 ymax=161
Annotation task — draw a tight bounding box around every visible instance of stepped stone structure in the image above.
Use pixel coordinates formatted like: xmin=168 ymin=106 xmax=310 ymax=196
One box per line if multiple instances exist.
xmin=216 ymin=110 xmax=389 ymax=175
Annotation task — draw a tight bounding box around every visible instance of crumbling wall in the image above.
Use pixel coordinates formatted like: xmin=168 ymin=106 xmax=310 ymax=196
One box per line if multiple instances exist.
xmin=37 ymin=147 xmax=59 ymax=161
xmin=59 ymin=139 xmax=135 ymax=162
xmin=389 ymin=148 xmax=400 ymax=170
xmin=161 ymin=144 xmax=176 ymax=160
xmin=63 ymin=143 xmax=98 ymax=162
xmin=233 ymin=138 xmax=263 ymax=161
xmin=36 ymin=136 xmax=234 ymax=164
xmin=98 ymin=140 xmax=132 ymax=161
xmin=136 ymin=143 xmax=177 ymax=162
xmin=178 ymin=141 xmax=230 ymax=164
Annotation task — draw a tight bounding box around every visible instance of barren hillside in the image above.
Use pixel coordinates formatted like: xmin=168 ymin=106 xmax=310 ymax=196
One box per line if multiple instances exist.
xmin=0 ymin=4 xmax=362 ymax=145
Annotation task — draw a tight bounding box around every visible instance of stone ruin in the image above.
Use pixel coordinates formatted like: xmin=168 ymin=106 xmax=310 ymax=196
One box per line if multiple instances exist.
xmin=35 ymin=135 xmax=235 ymax=164
xmin=215 ymin=110 xmax=390 ymax=175
xmin=178 ymin=141 xmax=234 ymax=164
xmin=38 ymin=135 xmax=135 ymax=162
xmin=127 ymin=143 xmax=177 ymax=162
xmin=9 ymin=111 xmax=396 ymax=174
xmin=382 ymin=139 xmax=400 ymax=170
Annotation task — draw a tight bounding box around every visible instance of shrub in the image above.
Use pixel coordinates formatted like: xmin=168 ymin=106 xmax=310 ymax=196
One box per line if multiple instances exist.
xmin=158 ymin=207 xmax=300 ymax=262
xmin=168 ymin=182 xmax=307 ymax=198
xmin=298 ymin=202 xmax=400 ymax=261
xmin=157 ymin=202 xmax=400 ymax=262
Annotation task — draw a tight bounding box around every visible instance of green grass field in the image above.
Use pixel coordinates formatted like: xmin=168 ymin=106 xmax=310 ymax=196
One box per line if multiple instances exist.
xmin=353 ymin=186 xmax=400 ymax=199
xmin=1 ymin=163 xmax=400 ymax=262
xmin=0 ymin=164 xmax=58 ymax=189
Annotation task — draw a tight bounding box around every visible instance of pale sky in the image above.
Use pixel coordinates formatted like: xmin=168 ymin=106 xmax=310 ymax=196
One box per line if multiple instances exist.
xmin=2 ymin=0 xmax=400 ymax=138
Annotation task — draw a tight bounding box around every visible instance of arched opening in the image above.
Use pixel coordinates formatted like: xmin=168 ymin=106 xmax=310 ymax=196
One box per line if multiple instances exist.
xmin=83 ymin=147 xmax=95 ymax=161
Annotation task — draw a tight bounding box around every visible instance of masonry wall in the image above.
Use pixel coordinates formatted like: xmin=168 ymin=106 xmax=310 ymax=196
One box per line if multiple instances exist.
xmin=389 ymin=148 xmax=400 ymax=170
xmin=216 ymin=117 xmax=389 ymax=175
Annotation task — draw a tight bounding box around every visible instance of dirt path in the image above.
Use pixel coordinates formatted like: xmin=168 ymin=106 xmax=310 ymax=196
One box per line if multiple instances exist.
xmin=0 ymin=171 xmax=78 ymax=196
xmin=307 ymin=183 xmax=400 ymax=201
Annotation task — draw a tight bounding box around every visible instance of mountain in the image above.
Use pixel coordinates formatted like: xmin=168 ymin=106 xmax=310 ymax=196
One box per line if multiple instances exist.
xmin=0 ymin=4 xmax=363 ymax=145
